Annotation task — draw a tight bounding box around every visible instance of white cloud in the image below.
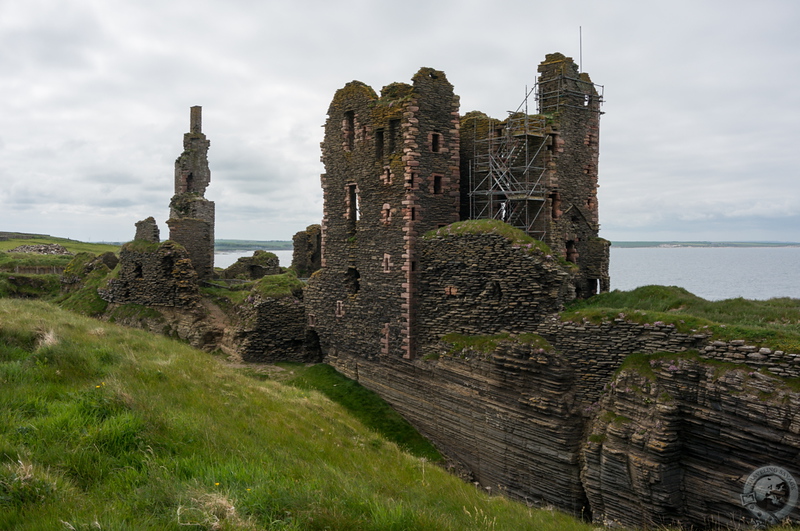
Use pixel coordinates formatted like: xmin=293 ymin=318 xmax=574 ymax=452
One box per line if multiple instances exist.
xmin=1 ymin=0 xmax=799 ymax=243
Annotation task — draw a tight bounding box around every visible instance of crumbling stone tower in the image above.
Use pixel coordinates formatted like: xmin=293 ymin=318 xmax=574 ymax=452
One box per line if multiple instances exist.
xmin=305 ymin=68 xmax=461 ymax=360
xmin=461 ymin=53 xmax=609 ymax=297
xmin=167 ymin=106 xmax=215 ymax=281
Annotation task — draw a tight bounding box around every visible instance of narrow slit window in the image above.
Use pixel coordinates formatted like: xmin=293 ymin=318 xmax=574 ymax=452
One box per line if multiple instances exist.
xmin=346 ymin=184 xmax=359 ymax=236
xmin=431 ymin=132 xmax=442 ymax=153
xmin=388 ymin=119 xmax=399 ymax=153
xmin=344 ymin=111 xmax=355 ymax=151
xmin=375 ymin=129 xmax=384 ymax=160
xmin=433 ymin=174 xmax=442 ymax=194
xmin=405 ymin=172 xmax=418 ymax=190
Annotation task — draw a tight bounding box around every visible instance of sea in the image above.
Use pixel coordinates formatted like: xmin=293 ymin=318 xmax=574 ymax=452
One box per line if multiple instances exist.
xmin=609 ymin=246 xmax=800 ymax=301
xmin=215 ymin=247 xmax=800 ymax=302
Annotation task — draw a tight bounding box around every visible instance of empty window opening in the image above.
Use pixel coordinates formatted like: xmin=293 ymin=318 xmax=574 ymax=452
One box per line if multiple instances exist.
xmin=375 ymin=129 xmax=384 ymax=160
xmin=550 ymin=191 xmax=562 ymax=220
xmin=587 ymin=279 xmax=599 ymax=296
xmin=410 ymin=261 xmax=417 ymax=272
xmin=445 ymin=285 xmax=458 ymax=296
xmin=382 ymin=253 xmax=392 ymax=272
xmin=162 ymin=256 xmax=174 ymax=277
xmin=381 ymin=322 xmax=391 ymax=355
xmin=485 ymin=280 xmax=502 ymax=302
xmin=405 ymin=172 xmax=418 ymax=190
xmin=382 ymin=167 xmax=392 ymax=185
xmin=431 ymin=132 xmax=442 ymax=153
xmin=185 ymin=172 xmax=194 ymax=193
xmin=335 ymin=300 xmax=345 ymax=318
xmin=433 ymin=174 xmax=443 ymax=194
xmin=388 ymin=119 xmax=400 ymax=153
xmin=346 ymin=184 xmax=359 ymax=236
xmin=566 ymin=240 xmax=579 ymax=263
xmin=381 ymin=203 xmax=392 ymax=225
xmin=344 ymin=111 xmax=355 ymax=151
xmin=410 ymin=207 xmax=416 ymax=221
xmin=133 ymin=263 xmax=144 ymax=279
xmin=345 ymin=267 xmax=360 ymax=294
xmin=307 ymin=314 xmax=316 ymax=327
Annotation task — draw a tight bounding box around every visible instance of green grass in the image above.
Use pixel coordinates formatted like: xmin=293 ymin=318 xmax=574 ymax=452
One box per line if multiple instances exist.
xmin=251 ymin=271 xmax=304 ymax=299
xmin=564 ymin=285 xmax=800 ymax=353
xmin=276 ymin=363 xmax=443 ymax=462
xmin=0 ymin=236 xmax=119 ymax=255
xmin=440 ymin=332 xmax=553 ymax=358
xmin=0 ymin=298 xmax=597 ymax=530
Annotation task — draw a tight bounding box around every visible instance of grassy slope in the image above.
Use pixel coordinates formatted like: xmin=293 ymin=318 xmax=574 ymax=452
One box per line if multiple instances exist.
xmin=0 ymin=237 xmax=119 ymax=255
xmin=564 ymin=285 xmax=800 ymax=353
xmin=0 ymin=299 xmax=592 ymax=531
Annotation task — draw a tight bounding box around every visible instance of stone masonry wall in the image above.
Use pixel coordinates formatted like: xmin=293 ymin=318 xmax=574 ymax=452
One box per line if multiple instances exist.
xmin=534 ymin=317 xmax=800 ymax=405
xmin=291 ymin=224 xmax=322 ymax=277
xmin=168 ymin=106 xmax=215 ymax=281
xmin=416 ymin=233 xmax=571 ymax=356
xmin=228 ymin=294 xmax=316 ymax=363
xmin=305 ymin=68 xmax=461 ymax=362
xmin=99 ymin=241 xmax=200 ymax=307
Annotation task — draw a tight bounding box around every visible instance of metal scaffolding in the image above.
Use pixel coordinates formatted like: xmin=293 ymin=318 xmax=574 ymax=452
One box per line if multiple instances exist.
xmin=468 ymin=85 xmax=549 ymax=240
xmin=467 ymin=75 xmax=603 ymax=242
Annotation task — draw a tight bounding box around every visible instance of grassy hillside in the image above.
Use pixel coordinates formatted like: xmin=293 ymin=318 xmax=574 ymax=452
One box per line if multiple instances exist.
xmin=0 ymin=299 xmax=593 ymax=530
xmin=0 ymin=235 xmax=119 ymax=255
xmin=564 ymin=285 xmax=800 ymax=352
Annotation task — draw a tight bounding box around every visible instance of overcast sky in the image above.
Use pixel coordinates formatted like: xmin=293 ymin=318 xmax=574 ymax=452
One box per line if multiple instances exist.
xmin=2 ymin=0 xmax=799 ymax=243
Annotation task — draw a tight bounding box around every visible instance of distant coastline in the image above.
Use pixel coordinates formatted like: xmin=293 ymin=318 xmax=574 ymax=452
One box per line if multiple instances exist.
xmin=611 ymin=241 xmax=800 ymax=248
xmin=4 ymin=232 xmax=799 ymax=251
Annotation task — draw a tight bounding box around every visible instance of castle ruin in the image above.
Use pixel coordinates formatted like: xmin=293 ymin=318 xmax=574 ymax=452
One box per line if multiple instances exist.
xmin=167 ymin=106 xmax=215 ymax=281
xmin=305 ymin=53 xmax=608 ymax=362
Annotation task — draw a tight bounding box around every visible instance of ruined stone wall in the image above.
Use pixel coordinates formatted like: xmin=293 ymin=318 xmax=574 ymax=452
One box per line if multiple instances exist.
xmin=457 ymin=54 xmax=608 ymax=298
xmin=305 ymin=68 xmax=461 ymax=361
xmin=134 ymin=217 xmax=160 ymax=243
xmin=416 ymin=233 xmax=571 ymax=355
xmin=534 ymin=318 xmax=800 ymax=405
xmin=228 ymin=294 xmax=316 ymax=363
xmin=291 ymin=224 xmax=322 ymax=276
xmin=166 ymin=218 xmax=214 ymax=281
xmin=99 ymin=241 xmax=200 ymax=307
xmin=220 ymin=250 xmax=280 ymax=280
xmin=168 ymin=106 xmax=215 ymax=280
xmin=538 ymin=54 xmax=607 ymax=297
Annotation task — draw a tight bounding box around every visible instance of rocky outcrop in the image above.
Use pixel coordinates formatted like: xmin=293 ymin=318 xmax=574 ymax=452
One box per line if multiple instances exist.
xmin=219 ymin=250 xmax=280 ymax=280
xmin=327 ymin=335 xmax=589 ymax=513
xmin=6 ymin=243 xmax=72 ymax=255
xmin=99 ymin=240 xmax=200 ymax=308
xmin=583 ymin=354 xmax=800 ymax=529
xmin=291 ymin=224 xmax=321 ymax=277
xmin=226 ymin=293 xmax=318 ymax=363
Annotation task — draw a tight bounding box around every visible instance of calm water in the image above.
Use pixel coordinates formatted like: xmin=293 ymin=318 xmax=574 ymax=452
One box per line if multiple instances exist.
xmin=610 ymin=246 xmax=800 ymax=301
xmin=216 ymin=247 xmax=799 ymax=301
xmin=215 ymin=249 xmax=294 ymax=269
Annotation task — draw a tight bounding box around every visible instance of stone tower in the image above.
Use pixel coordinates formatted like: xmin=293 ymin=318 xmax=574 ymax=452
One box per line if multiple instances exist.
xmin=461 ymin=53 xmax=609 ymax=297
xmin=167 ymin=106 xmax=215 ymax=281
xmin=304 ymin=68 xmax=461 ymax=360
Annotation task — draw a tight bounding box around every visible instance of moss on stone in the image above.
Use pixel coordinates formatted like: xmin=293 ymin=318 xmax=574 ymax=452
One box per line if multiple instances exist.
xmin=122 ymin=240 xmax=160 ymax=253
xmin=441 ymin=332 xmax=510 ymax=356
xmin=251 ymin=271 xmax=304 ymax=300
